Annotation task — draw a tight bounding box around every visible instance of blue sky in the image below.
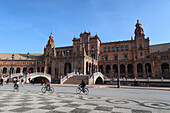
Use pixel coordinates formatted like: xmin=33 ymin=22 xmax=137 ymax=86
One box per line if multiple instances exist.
xmin=0 ymin=0 xmax=170 ymax=54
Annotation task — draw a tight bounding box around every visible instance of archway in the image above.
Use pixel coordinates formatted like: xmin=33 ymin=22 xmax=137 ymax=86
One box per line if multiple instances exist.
xmin=23 ymin=68 xmax=26 ymax=74
xmin=10 ymin=68 xmax=14 ymax=74
xmin=145 ymin=63 xmax=152 ymax=77
xmin=29 ymin=68 xmax=34 ymax=73
xmin=137 ymin=63 xmax=143 ymax=77
xmin=106 ymin=65 xmax=110 ymax=73
xmin=48 ymin=67 xmax=51 ymax=74
xmin=41 ymin=67 xmax=44 ymax=73
xmin=95 ymin=77 xmax=103 ymax=84
xmin=64 ymin=62 xmax=71 ymax=75
xmin=3 ymin=67 xmax=7 ymax=74
xmin=127 ymin=64 xmax=133 ymax=78
xmin=161 ymin=63 xmax=169 ymax=73
xmin=16 ymin=68 xmax=20 ymax=73
xmin=99 ymin=65 xmax=104 ymax=74
xmin=113 ymin=64 xmax=118 ymax=78
xmin=120 ymin=64 xmax=125 ymax=76
xmin=37 ymin=67 xmax=40 ymax=72
xmin=86 ymin=62 xmax=89 ymax=74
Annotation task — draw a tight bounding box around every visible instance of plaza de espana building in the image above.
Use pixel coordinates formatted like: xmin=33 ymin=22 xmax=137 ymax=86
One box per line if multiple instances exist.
xmin=0 ymin=20 xmax=170 ymax=82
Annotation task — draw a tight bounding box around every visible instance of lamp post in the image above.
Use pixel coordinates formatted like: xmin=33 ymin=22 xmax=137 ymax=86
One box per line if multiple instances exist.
xmin=91 ymin=48 xmax=94 ymax=75
xmin=10 ymin=54 xmax=14 ymax=82
xmin=117 ymin=53 xmax=120 ymax=88
xmin=26 ymin=52 xmax=29 ymax=83
xmin=66 ymin=49 xmax=69 ymax=75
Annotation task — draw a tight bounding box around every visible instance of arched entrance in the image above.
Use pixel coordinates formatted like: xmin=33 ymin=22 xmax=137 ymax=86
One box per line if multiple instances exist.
xmin=86 ymin=62 xmax=89 ymax=74
xmin=48 ymin=67 xmax=51 ymax=74
xmin=37 ymin=67 xmax=40 ymax=72
xmin=161 ymin=63 xmax=169 ymax=78
xmin=127 ymin=64 xmax=133 ymax=78
xmin=145 ymin=63 xmax=152 ymax=77
xmin=99 ymin=65 xmax=104 ymax=74
xmin=29 ymin=68 xmax=34 ymax=73
xmin=161 ymin=63 xmax=169 ymax=73
xmin=95 ymin=77 xmax=103 ymax=84
xmin=113 ymin=64 xmax=118 ymax=78
xmin=137 ymin=63 xmax=143 ymax=77
xmin=120 ymin=64 xmax=125 ymax=77
xmin=16 ymin=68 xmax=20 ymax=73
xmin=41 ymin=67 xmax=44 ymax=73
xmin=64 ymin=62 xmax=71 ymax=75
xmin=106 ymin=65 xmax=110 ymax=73
xmin=3 ymin=67 xmax=7 ymax=74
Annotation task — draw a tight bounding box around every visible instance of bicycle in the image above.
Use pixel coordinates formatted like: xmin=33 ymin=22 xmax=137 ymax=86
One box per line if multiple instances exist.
xmin=41 ymin=86 xmax=54 ymax=93
xmin=76 ymin=86 xmax=89 ymax=95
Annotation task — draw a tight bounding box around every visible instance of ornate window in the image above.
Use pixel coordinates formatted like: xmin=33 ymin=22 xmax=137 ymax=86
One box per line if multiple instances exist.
xmin=125 ymin=45 xmax=128 ymax=51
xmin=108 ymin=47 xmax=110 ymax=52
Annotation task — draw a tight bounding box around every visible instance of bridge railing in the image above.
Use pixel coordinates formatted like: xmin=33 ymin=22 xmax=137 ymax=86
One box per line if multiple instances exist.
xmin=61 ymin=72 xmax=75 ymax=84
xmin=28 ymin=72 xmax=51 ymax=77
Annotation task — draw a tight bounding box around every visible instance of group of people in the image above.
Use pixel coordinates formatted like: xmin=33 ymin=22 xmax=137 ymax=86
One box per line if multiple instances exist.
xmin=0 ymin=77 xmax=9 ymax=86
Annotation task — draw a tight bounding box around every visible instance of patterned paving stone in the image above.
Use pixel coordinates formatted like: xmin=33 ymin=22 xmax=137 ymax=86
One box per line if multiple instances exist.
xmin=10 ymin=107 xmax=34 ymax=112
xmin=39 ymin=105 xmax=59 ymax=110
xmin=131 ymin=109 xmax=152 ymax=113
xmin=94 ymin=106 xmax=113 ymax=111
xmin=70 ymin=108 xmax=91 ymax=113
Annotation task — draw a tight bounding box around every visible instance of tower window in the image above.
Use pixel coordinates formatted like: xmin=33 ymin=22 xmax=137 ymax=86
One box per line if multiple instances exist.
xmin=125 ymin=46 xmax=128 ymax=51
xmin=116 ymin=47 xmax=119 ymax=51
xmin=112 ymin=47 xmax=115 ymax=51
xmin=121 ymin=46 xmax=124 ymax=51
xmin=108 ymin=47 xmax=110 ymax=52
xmin=104 ymin=47 xmax=106 ymax=52
xmin=140 ymin=52 xmax=143 ymax=56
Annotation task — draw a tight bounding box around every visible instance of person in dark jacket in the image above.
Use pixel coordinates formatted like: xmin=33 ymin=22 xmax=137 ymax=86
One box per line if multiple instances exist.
xmin=79 ymin=80 xmax=86 ymax=92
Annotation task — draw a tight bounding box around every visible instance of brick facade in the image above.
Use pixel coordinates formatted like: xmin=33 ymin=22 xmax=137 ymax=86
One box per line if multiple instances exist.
xmin=0 ymin=20 xmax=170 ymax=81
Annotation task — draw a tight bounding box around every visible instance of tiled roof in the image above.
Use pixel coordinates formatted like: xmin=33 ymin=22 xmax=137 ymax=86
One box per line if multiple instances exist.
xmin=0 ymin=54 xmax=43 ymax=60
xmin=150 ymin=43 xmax=170 ymax=53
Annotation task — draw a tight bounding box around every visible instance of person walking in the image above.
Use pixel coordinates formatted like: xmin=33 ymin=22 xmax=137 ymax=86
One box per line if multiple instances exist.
xmin=1 ymin=77 xmax=3 ymax=86
xmin=6 ymin=78 xmax=9 ymax=84
xmin=41 ymin=79 xmax=44 ymax=85
xmin=21 ymin=79 xmax=24 ymax=87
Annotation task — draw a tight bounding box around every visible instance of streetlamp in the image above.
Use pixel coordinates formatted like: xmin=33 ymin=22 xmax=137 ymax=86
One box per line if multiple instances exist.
xmin=26 ymin=52 xmax=29 ymax=83
xmin=117 ymin=53 xmax=120 ymax=88
xmin=91 ymin=48 xmax=94 ymax=75
xmin=10 ymin=54 xmax=14 ymax=81
xmin=66 ymin=49 xmax=69 ymax=75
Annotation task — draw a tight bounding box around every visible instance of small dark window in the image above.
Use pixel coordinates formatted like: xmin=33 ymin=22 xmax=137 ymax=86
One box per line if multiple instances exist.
xmin=108 ymin=47 xmax=110 ymax=52
xmin=116 ymin=47 xmax=119 ymax=51
xmin=112 ymin=47 xmax=115 ymax=51
xmin=104 ymin=47 xmax=106 ymax=52
xmin=105 ymin=56 xmax=108 ymax=61
xmin=140 ymin=52 xmax=143 ymax=56
xmin=121 ymin=46 xmax=124 ymax=51
xmin=125 ymin=46 xmax=128 ymax=51
xmin=115 ymin=55 xmax=118 ymax=60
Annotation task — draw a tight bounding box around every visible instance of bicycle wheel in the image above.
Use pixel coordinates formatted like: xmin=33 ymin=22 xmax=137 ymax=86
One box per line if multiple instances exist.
xmin=49 ymin=87 xmax=54 ymax=93
xmin=41 ymin=87 xmax=46 ymax=93
xmin=76 ymin=87 xmax=81 ymax=94
xmin=84 ymin=88 xmax=89 ymax=95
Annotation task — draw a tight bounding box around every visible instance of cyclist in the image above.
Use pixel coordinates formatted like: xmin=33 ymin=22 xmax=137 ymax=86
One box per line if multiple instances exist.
xmin=14 ymin=79 xmax=19 ymax=89
xmin=79 ymin=80 xmax=86 ymax=92
xmin=45 ymin=80 xmax=50 ymax=90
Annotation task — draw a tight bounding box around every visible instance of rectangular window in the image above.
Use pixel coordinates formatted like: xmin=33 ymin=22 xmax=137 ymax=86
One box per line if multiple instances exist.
xmin=115 ymin=55 xmax=118 ymax=60
xmin=124 ymin=53 xmax=128 ymax=59
xmin=121 ymin=46 xmax=124 ymax=51
xmin=112 ymin=47 xmax=115 ymax=51
xmin=108 ymin=47 xmax=110 ymax=52
xmin=116 ymin=47 xmax=119 ymax=51
xmin=105 ymin=55 xmax=108 ymax=61
xmin=140 ymin=52 xmax=143 ymax=56
xmin=104 ymin=47 xmax=106 ymax=52
xmin=125 ymin=46 xmax=128 ymax=51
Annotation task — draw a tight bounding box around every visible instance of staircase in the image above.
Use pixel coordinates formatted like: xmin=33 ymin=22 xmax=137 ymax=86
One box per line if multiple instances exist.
xmin=63 ymin=75 xmax=89 ymax=84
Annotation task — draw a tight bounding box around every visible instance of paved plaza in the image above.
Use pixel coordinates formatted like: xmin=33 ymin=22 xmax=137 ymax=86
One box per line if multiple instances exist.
xmin=0 ymin=84 xmax=170 ymax=113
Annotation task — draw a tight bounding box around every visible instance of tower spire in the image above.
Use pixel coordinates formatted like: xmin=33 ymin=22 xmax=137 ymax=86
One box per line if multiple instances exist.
xmin=85 ymin=24 xmax=86 ymax=31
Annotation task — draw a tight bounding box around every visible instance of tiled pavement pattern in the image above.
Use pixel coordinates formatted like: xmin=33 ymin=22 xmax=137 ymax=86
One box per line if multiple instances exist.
xmin=0 ymin=90 xmax=170 ymax=113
